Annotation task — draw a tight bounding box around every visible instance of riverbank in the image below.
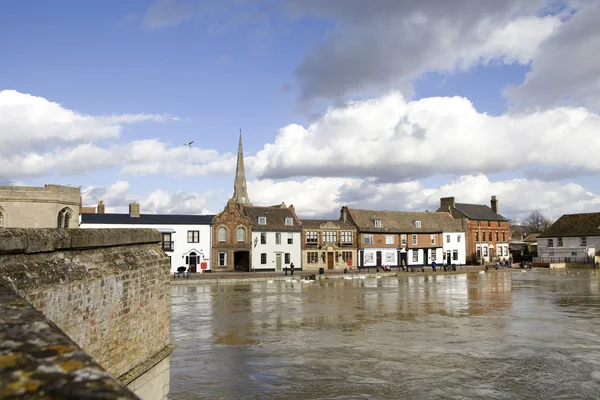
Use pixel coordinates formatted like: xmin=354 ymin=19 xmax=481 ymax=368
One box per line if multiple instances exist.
xmin=171 ymin=265 xmax=499 ymax=285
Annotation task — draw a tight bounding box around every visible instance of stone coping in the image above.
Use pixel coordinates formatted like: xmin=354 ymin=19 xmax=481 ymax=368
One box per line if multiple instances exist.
xmin=0 ymin=284 xmax=139 ymax=399
xmin=118 ymin=344 xmax=177 ymax=386
xmin=0 ymin=228 xmax=161 ymax=255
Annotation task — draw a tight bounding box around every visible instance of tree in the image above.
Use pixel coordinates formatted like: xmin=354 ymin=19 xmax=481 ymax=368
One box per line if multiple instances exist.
xmin=524 ymin=210 xmax=553 ymax=233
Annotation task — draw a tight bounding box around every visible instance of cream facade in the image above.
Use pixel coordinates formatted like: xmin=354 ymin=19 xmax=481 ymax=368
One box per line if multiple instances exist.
xmin=301 ymin=219 xmax=357 ymax=271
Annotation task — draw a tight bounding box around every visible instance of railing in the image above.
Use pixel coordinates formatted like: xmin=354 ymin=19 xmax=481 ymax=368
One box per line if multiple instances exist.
xmin=161 ymin=241 xmax=174 ymax=252
xmin=534 ymin=256 xmax=592 ymax=264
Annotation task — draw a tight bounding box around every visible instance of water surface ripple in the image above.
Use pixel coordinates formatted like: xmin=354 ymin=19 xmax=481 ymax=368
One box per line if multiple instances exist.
xmin=170 ymin=270 xmax=600 ymax=399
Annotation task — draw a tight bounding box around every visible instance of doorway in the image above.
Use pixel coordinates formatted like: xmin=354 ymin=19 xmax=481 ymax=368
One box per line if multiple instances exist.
xmin=327 ymin=252 xmax=334 ymax=269
xmin=234 ymin=251 xmax=250 ymax=272
xmin=188 ymin=252 xmax=198 ymax=273
xmin=400 ymin=252 xmax=408 ymax=268
xmin=376 ymin=251 xmax=382 ymax=267
xmin=276 ymin=253 xmax=282 ymax=271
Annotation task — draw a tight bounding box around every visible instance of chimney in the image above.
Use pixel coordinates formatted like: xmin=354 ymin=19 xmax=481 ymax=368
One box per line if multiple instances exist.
xmin=440 ymin=197 xmax=455 ymax=213
xmin=341 ymin=206 xmax=348 ymax=222
xmin=97 ymin=200 xmax=105 ymax=214
xmin=129 ymin=202 xmax=140 ymax=218
xmin=491 ymin=195 xmax=498 ymax=214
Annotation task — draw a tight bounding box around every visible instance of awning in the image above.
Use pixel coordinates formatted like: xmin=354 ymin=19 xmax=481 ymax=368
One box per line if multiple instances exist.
xmin=156 ymin=228 xmax=176 ymax=233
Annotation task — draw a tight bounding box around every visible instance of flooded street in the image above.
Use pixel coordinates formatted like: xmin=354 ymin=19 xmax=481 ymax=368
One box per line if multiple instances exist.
xmin=169 ymin=270 xmax=600 ymax=399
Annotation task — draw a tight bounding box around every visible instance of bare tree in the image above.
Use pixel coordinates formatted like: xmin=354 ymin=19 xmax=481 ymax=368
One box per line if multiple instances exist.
xmin=524 ymin=210 xmax=553 ymax=233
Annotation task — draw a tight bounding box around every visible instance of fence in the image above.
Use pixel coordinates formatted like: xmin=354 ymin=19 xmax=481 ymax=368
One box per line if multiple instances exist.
xmin=534 ymin=256 xmax=592 ymax=264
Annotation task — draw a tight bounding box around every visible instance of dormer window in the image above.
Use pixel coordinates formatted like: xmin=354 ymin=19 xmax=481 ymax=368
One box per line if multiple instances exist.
xmin=285 ymin=217 xmax=293 ymax=226
xmin=414 ymin=220 xmax=421 ymax=228
xmin=374 ymin=220 xmax=382 ymax=228
xmin=258 ymin=216 xmax=266 ymax=225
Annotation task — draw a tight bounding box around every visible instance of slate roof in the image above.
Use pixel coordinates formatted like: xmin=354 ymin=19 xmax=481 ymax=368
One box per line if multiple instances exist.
xmin=346 ymin=208 xmax=461 ymax=233
xmin=242 ymin=205 xmax=301 ymax=231
xmin=429 ymin=212 xmax=464 ymax=232
xmin=450 ymin=203 xmax=507 ymax=221
xmin=300 ymin=219 xmax=356 ymax=229
xmin=80 ymin=213 xmax=215 ymax=225
xmin=537 ymin=212 xmax=600 ymax=238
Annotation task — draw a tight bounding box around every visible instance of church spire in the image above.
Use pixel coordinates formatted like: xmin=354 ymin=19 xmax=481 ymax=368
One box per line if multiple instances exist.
xmin=232 ymin=129 xmax=251 ymax=205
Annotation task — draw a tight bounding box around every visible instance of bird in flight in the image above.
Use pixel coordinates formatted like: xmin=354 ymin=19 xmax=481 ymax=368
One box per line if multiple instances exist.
xmin=183 ymin=141 xmax=194 ymax=147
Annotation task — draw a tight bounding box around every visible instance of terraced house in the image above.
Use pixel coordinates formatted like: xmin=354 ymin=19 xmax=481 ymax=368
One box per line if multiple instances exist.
xmin=343 ymin=207 xmax=466 ymax=269
xmin=300 ymin=211 xmax=358 ymax=272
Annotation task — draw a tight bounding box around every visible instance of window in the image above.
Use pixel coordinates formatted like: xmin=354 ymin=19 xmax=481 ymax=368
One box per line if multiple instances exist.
xmin=571 ymin=251 xmax=578 ymax=256
xmin=415 ymin=220 xmax=422 ymax=228
xmin=258 ymin=216 xmax=266 ymax=225
xmin=457 ymin=235 xmax=461 ymax=242
xmin=285 ymin=217 xmax=293 ymax=226
xmin=323 ymin=231 xmax=338 ymax=243
xmin=364 ymin=235 xmax=374 ymax=245
xmin=64 ymin=212 xmax=71 ymax=228
xmin=581 ymin=237 xmax=587 ymax=246
xmin=57 ymin=207 xmax=72 ymax=228
xmin=495 ymin=232 xmax=499 ymax=241
xmin=487 ymin=221 xmax=491 ymax=227
xmin=483 ymin=247 xmax=488 ymax=256
xmin=276 ymin=233 xmax=281 ymax=245
xmin=188 ymin=230 xmax=200 ymax=243
xmin=261 ymin=253 xmax=267 ymax=264
xmin=342 ymin=251 xmax=352 ymax=262
xmin=498 ymin=221 xmax=501 ymax=227
xmin=446 ymin=235 xmax=450 ymax=243
xmin=161 ymin=233 xmax=173 ymax=252
xmin=335 ymin=252 xmax=339 ymax=263
xmin=236 ymin=228 xmax=245 ymax=243
xmin=218 ymin=252 xmax=227 ymax=266
xmin=430 ymin=234 xmax=435 ymax=245
xmin=401 ymin=234 xmax=407 ymax=245
xmin=261 ymin=232 xmax=266 ymax=244
xmin=412 ymin=250 xmax=418 ymax=262
xmin=218 ymin=226 xmax=227 ymax=243
xmin=453 ymin=250 xmax=458 ymax=260
xmin=341 ymin=231 xmax=352 ymax=243
xmin=476 ymin=248 xmax=481 ymax=260
xmin=475 ymin=231 xmax=479 ymax=241
xmin=412 ymin=234 xmax=417 ymax=245
xmin=285 ymin=253 xmax=290 ymax=264
xmin=306 ymin=231 xmax=318 ymax=245
xmin=375 ymin=219 xmax=382 ymax=228
xmin=557 ymin=237 xmax=563 ymax=247
xmin=0 ymin=211 xmax=3 ymax=227
xmin=488 ymin=232 xmax=492 ymax=242
xmin=287 ymin=233 xmax=293 ymax=244
xmin=307 ymin=252 xmax=318 ymax=263
xmin=547 ymin=239 xmax=554 ymax=247
xmin=431 ymin=251 xmax=436 ymax=261
xmin=385 ymin=235 xmax=394 ymax=244
xmin=502 ymin=232 xmax=505 ymax=242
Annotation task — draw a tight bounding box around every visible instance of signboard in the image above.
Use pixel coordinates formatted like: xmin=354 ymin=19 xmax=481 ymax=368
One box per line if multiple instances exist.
xmin=347 ymin=259 xmax=353 ymax=266
xmin=200 ymin=262 xmax=208 ymax=270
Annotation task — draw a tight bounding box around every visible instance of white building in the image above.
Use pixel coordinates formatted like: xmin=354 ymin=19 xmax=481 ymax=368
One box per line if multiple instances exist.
xmin=80 ymin=203 xmax=214 ymax=273
xmin=430 ymin=212 xmax=467 ymax=265
xmin=537 ymin=212 xmax=600 ymax=264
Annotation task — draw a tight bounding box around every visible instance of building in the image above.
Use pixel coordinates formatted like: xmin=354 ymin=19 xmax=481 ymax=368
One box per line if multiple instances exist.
xmin=300 ymin=214 xmax=358 ymax=272
xmin=211 ymin=132 xmax=302 ymax=272
xmin=536 ymin=212 xmax=600 ymax=264
xmin=0 ymin=184 xmax=81 ymax=228
xmin=437 ymin=196 xmax=509 ymax=264
xmin=429 ymin=211 xmax=467 ymax=265
xmin=344 ymin=208 xmax=465 ymax=269
xmin=80 ymin=202 xmax=214 ymax=273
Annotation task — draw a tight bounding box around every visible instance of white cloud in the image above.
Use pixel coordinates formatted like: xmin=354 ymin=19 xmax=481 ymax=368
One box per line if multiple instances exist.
xmin=250 ymin=92 xmax=600 ymax=181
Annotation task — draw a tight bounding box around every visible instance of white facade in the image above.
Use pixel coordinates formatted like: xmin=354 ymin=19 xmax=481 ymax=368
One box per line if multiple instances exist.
xmin=474 ymin=242 xmax=510 ymax=263
xmin=442 ymin=231 xmax=467 ymax=265
xmin=537 ymin=236 xmax=598 ymax=261
xmin=80 ymin=222 xmax=212 ymax=273
xmin=251 ymin=231 xmax=302 ymax=271
xmin=362 ymin=248 xmax=398 ymax=267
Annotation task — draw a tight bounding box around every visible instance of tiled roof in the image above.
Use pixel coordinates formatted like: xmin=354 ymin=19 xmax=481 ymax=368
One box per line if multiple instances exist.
xmin=242 ymin=205 xmax=301 ymax=231
xmin=451 ymin=203 xmax=507 ymax=221
xmin=81 ymin=213 xmax=215 ymax=225
xmin=429 ymin=212 xmax=464 ymax=232
xmin=346 ymin=208 xmax=455 ymax=233
xmin=300 ymin=219 xmax=356 ymax=229
xmin=537 ymin=212 xmax=600 ymax=238
xmin=80 ymin=207 xmax=96 ymax=214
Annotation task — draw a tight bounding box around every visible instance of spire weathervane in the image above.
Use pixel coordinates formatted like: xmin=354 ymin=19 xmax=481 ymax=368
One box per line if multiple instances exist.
xmin=232 ymin=129 xmax=251 ymax=205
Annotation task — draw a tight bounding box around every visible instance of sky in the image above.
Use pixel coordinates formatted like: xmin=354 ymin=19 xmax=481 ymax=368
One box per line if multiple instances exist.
xmin=1 ymin=0 xmax=600 ymax=222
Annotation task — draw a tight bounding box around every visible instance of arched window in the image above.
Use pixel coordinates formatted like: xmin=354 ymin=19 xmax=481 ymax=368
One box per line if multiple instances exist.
xmin=64 ymin=212 xmax=71 ymax=228
xmin=57 ymin=212 xmax=64 ymax=228
xmin=0 ymin=208 xmax=4 ymax=227
xmin=57 ymin=207 xmax=73 ymax=228
xmin=218 ymin=226 xmax=227 ymax=243
xmin=236 ymin=227 xmax=246 ymax=243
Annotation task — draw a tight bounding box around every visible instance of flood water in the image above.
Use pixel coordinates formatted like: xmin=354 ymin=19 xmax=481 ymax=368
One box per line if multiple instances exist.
xmin=169 ymin=270 xmax=600 ymax=399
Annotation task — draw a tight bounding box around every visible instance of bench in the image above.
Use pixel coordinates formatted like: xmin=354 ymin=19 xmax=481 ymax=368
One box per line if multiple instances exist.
xmin=174 ymin=266 xmax=187 ymax=279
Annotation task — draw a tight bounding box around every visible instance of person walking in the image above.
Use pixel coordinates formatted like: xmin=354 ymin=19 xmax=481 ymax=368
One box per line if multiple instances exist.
xmin=290 ymin=262 xmax=295 ymax=276
xmin=431 ymin=260 xmax=437 ymax=272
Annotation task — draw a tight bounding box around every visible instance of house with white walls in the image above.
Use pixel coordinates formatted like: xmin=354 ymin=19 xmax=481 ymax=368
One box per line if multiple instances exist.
xmin=80 ymin=202 xmax=214 ymax=273
xmin=537 ymin=212 xmax=600 ymax=264
xmin=430 ymin=212 xmax=467 ymax=265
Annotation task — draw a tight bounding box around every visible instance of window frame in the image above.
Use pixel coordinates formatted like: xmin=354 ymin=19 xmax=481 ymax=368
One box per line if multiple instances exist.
xmin=547 ymin=239 xmax=554 ymax=247
xmin=285 ymin=217 xmax=294 ymax=226
xmin=261 ymin=232 xmax=267 ymax=244
xmin=236 ymin=227 xmax=246 ymax=243
xmin=261 ymin=253 xmax=267 ymax=264
xmin=364 ymin=234 xmax=374 ymax=245
xmin=276 ymin=233 xmax=281 ymax=245
xmin=430 ymin=234 xmax=435 ymax=245
xmin=581 ymin=237 xmax=587 ymax=246
xmin=412 ymin=234 xmax=417 ymax=245
xmin=557 ymin=237 xmax=563 ymax=247
xmin=258 ymin=216 xmax=267 ymax=225
xmin=385 ymin=235 xmax=394 ymax=245
xmin=287 ymin=233 xmax=293 ymax=245
xmin=412 ymin=250 xmax=418 ymax=262
xmin=218 ymin=226 xmax=227 ymax=243
xmin=306 ymin=231 xmax=318 ymax=245
xmin=187 ymin=230 xmax=200 ymax=243
xmin=374 ymin=219 xmax=382 ymax=228
xmin=218 ymin=252 xmax=227 ymax=266
xmin=285 ymin=253 xmax=290 ymax=264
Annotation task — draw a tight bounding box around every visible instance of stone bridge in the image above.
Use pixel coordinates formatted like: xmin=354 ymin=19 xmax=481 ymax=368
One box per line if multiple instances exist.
xmin=0 ymin=228 xmax=173 ymax=399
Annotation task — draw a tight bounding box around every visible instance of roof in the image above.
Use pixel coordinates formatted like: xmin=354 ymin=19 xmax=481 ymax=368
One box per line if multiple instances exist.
xmin=300 ymin=219 xmax=356 ymax=229
xmin=346 ymin=208 xmax=462 ymax=233
xmin=80 ymin=206 xmax=96 ymax=214
xmin=428 ymin=212 xmax=464 ymax=232
xmin=537 ymin=212 xmax=600 ymax=238
xmin=242 ymin=205 xmax=301 ymax=231
xmin=80 ymin=213 xmax=215 ymax=225
xmin=451 ymin=203 xmax=507 ymax=221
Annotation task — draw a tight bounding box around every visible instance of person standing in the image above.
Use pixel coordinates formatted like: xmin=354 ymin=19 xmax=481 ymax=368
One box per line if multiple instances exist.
xmin=290 ymin=262 xmax=295 ymax=276
xmin=431 ymin=261 xmax=437 ymax=272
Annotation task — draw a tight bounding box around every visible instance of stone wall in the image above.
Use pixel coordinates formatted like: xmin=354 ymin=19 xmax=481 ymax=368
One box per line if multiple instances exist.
xmin=0 ymin=228 xmax=171 ymax=380
xmin=0 ymin=184 xmax=81 ymax=228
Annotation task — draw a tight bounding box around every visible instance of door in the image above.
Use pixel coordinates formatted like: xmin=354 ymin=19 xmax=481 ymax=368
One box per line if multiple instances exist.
xmin=276 ymin=253 xmax=282 ymax=271
xmin=327 ymin=252 xmax=334 ymax=269
xmin=376 ymin=251 xmax=382 ymax=267
xmin=188 ymin=252 xmax=198 ymax=273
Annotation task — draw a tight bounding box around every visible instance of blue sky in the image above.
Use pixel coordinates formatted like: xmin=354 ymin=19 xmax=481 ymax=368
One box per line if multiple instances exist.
xmin=1 ymin=0 xmax=599 ymax=220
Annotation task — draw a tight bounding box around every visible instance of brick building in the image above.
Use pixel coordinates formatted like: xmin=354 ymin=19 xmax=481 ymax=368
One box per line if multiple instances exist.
xmin=436 ymin=195 xmax=509 ymax=264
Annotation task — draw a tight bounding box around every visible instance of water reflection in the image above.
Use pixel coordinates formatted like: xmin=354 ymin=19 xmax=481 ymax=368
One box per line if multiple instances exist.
xmin=170 ymin=271 xmax=600 ymax=399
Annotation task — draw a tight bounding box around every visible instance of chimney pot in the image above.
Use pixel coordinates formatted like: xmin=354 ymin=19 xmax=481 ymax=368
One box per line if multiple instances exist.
xmin=97 ymin=200 xmax=105 ymax=214
xmin=129 ymin=202 xmax=140 ymax=218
